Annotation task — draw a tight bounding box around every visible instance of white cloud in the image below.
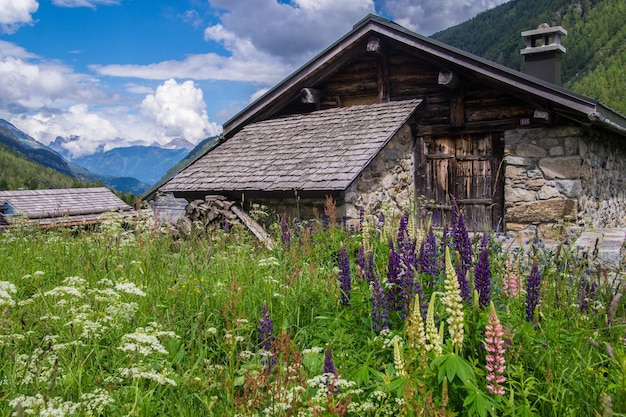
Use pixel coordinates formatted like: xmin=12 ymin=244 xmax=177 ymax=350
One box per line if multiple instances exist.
xmin=382 ymin=0 xmax=510 ymax=35
xmin=11 ymin=104 xmax=120 ymax=157
xmin=52 ymin=0 xmax=119 ymax=8
xmin=141 ymin=79 xmax=221 ymax=144
xmin=93 ymin=0 xmax=375 ymax=83
xmin=0 ymin=42 xmax=106 ymax=109
xmin=0 ymin=0 xmax=38 ymax=34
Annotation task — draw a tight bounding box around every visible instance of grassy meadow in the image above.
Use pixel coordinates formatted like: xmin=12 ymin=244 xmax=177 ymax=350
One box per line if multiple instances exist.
xmin=0 ymin=206 xmax=625 ymax=416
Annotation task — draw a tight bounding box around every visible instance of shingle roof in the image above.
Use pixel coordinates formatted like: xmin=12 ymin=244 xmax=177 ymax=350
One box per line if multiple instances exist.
xmin=162 ymin=99 xmax=421 ymax=194
xmin=0 ymin=187 xmax=133 ymax=226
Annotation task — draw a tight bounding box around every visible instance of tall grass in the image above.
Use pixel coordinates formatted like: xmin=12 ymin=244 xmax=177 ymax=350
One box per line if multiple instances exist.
xmin=0 ymin=210 xmax=624 ymax=416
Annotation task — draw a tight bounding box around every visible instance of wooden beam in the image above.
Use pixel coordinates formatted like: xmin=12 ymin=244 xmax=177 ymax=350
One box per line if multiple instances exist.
xmin=230 ymin=205 xmax=274 ymax=251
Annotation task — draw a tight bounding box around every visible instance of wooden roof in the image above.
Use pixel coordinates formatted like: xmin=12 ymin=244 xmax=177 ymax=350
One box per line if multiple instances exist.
xmin=0 ymin=187 xmax=134 ymax=226
xmin=162 ymin=99 xmax=421 ymax=194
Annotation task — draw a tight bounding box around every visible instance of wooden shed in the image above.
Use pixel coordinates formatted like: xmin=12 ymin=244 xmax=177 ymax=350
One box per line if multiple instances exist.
xmin=0 ymin=187 xmax=134 ymax=228
xmin=161 ymin=14 xmax=626 ymax=236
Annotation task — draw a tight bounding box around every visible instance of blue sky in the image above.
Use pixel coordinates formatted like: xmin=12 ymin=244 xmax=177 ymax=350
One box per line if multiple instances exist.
xmin=0 ymin=0 xmax=509 ymax=158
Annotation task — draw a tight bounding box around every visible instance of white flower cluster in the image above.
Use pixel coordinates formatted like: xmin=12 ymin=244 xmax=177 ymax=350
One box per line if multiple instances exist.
xmin=118 ymin=323 xmax=178 ymax=356
xmin=0 ymin=280 xmax=17 ymax=307
xmin=114 ymin=281 xmax=146 ymax=297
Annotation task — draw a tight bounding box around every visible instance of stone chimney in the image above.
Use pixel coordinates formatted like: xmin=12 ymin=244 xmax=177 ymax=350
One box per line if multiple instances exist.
xmin=521 ymin=24 xmax=567 ymax=85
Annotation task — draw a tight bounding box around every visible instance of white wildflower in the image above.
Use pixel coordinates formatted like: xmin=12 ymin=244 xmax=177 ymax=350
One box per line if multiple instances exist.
xmin=81 ymin=388 xmax=115 ymax=414
xmin=115 ymin=282 xmax=146 ymax=297
xmin=119 ymin=366 xmax=177 ymax=386
xmin=33 ymin=271 xmax=45 ymax=276
xmin=0 ymin=281 xmax=17 ymax=307
xmin=44 ymin=286 xmax=83 ymax=298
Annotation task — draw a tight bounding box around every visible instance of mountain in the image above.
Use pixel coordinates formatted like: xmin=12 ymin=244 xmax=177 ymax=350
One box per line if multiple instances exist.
xmin=143 ymin=135 xmax=220 ymax=198
xmin=160 ymin=137 xmax=194 ymax=150
xmin=0 ymin=119 xmax=73 ymax=176
xmin=0 ymin=119 xmax=150 ymax=195
xmin=431 ymin=0 xmax=626 ymax=115
xmin=74 ymin=145 xmax=190 ymax=185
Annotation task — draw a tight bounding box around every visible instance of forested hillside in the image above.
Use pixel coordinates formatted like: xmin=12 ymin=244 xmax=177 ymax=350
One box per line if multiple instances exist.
xmin=432 ymin=0 xmax=626 ymax=114
xmin=0 ymin=144 xmax=92 ymax=190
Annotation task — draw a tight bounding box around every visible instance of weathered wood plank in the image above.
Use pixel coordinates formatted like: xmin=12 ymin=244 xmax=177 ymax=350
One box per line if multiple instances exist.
xmin=231 ymin=205 xmax=274 ymax=251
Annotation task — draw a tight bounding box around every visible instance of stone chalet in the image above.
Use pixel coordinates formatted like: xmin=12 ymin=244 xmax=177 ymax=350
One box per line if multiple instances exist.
xmin=161 ymin=14 xmax=626 ymax=237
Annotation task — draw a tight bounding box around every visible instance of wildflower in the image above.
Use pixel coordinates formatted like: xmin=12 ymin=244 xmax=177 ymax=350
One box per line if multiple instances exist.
xmin=356 ymin=244 xmax=366 ymax=280
xmin=324 ymin=344 xmax=337 ymax=376
xmin=406 ymin=293 xmax=426 ymax=351
xmin=485 ymin=301 xmax=506 ymax=395
xmin=338 ymin=246 xmax=351 ymax=306
xmin=424 ymin=292 xmax=443 ymax=356
xmin=393 ymin=338 xmax=406 ymax=377
xmin=418 ymin=225 xmax=438 ymax=285
xmin=525 ymin=261 xmax=541 ymax=322
xmin=453 ymin=211 xmax=472 ymax=303
xmin=443 ymin=247 xmax=464 ymax=352
xmin=359 ymin=206 xmax=365 ymax=232
xmin=0 ymin=281 xmax=17 ymax=307
xmin=503 ymin=259 xmax=520 ymax=297
xmin=474 ymin=245 xmax=491 ymax=308
xmin=370 ymin=279 xmax=389 ymax=331
xmin=280 ymin=217 xmax=291 ymax=249
xmin=114 ymin=281 xmax=146 ymax=297
xmin=258 ymin=301 xmax=276 ymax=369
xmin=258 ymin=301 xmax=274 ymax=351
xmin=377 ymin=212 xmax=385 ymax=229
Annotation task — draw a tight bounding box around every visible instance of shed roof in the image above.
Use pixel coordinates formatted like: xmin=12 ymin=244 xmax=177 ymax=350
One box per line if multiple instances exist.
xmin=0 ymin=187 xmax=134 ymax=226
xmin=162 ymin=99 xmax=421 ymax=194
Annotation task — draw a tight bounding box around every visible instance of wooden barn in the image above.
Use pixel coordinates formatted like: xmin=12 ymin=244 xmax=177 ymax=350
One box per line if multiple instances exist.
xmin=161 ymin=14 xmax=626 ymax=236
xmin=0 ymin=187 xmax=134 ymax=228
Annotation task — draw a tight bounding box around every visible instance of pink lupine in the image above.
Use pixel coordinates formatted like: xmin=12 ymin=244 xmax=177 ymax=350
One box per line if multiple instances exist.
xmin=503 ymin=259 xmax=519 ymax=298
xmin=485 ymin=301 xmax=506 ymax=395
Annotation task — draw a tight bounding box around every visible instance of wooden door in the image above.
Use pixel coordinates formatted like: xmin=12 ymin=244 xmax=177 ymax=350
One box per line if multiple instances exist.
xmin=415 ymin=133 xmax=504 ymax=231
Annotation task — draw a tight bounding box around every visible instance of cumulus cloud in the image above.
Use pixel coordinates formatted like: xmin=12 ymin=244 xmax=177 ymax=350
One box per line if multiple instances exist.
xmin=141 ymin=79 xmax=221 ymax=144
xmin=93 ymin=0 xmax=375 ymax=83
xmin=11 ymin=104 xmax=120 ymax=157
xmin=0 ymin=41 xmax=106 ymax=109
xmin=381 ymin=0 xmax=510 ymax=35
xmin=0 ymin=0 xmax=38 ymax=34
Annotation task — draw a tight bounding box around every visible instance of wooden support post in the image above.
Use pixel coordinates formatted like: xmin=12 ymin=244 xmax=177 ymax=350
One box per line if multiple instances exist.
xmin=450 ymin=88 xmax=465 ymax=128
xmin=367 ymin=36 xmax=390 ymax=103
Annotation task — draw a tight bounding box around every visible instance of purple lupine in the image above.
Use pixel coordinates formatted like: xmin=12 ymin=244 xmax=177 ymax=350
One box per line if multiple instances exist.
xmin=432 ymin=208 xmax=441 ymax=228
xmin=474 ymin=246 xmax=491 ymax=308
xmin=371 ymin=276 xmax=389 ymax=332
xmin=323 ymin=344 xmax=337 ymax=375
xmin=525 ymin=261 xmax=541 ymax=322
xmin=418 ymin=225 xmax=438 ymax=286
xmin=377 ymin=213 xmax=385 ymax=229
xmin=453 ymin=211 xmax=473 ymax=303
xmin=359 ymin=207 xmax=365 ymax=232
xmin=258 ymin=302 xmax=276 ymax=368
xmin=356 ymin=244 xmax=366 ymax=280
xmin=338 ymin=246 xmax=351 ymax=306
xmin=397 ymin=212 xmax=410 ymax=251
xmin=365 ymin=251 xmax=377 ymax=284
xmin=578 ymin=277 xmax=597 ymax=312
xmin=385 ymin=243 xmax=403 ymax=313
xmin=280 ymin=217 xmax=291 ymax=249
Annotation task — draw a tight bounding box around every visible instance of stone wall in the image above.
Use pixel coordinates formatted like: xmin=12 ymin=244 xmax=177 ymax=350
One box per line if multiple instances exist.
xmin=341 ymin=123 xmax=415 ymax=221
xmin=503 ymin=125 xmax=626 ymax=238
